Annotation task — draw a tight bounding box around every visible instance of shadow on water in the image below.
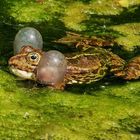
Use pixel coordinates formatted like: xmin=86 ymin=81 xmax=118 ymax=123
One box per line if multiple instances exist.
xmin=118 ymin=115 xmax=140 ymax=135
xmin=65 ymin=76 xmax=127 ymax=95
xmin=81 ymin=5 xmax=140 ymax=36
xmin=78 ymin=0 xmax=92 ymax=4
xmin=12 ymin=76 xmax=128 ymax=96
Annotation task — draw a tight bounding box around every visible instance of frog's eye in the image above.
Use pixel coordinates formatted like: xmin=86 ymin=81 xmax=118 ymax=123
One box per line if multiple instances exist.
xmin=27 ymin=52 xmax=41 ymax=64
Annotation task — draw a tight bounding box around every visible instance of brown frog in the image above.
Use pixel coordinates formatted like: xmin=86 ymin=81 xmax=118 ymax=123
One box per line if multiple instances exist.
xmin=8 ymin=45 xmax=140 ymax=89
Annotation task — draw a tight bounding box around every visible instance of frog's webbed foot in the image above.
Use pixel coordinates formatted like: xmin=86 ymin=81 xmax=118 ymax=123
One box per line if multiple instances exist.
xmin=123 ymin=56 xmax=140 ymax=80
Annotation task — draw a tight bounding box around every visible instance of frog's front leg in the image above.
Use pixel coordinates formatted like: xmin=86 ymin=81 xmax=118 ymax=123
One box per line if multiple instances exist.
xmin=47 ymin=82 xmax=65 ymax=90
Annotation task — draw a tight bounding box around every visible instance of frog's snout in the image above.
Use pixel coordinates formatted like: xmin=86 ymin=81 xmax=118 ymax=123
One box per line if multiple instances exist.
xmin=8 ymin=56 xmax=14 ymax=66
xmin=8 ymin=55 xmax=24 ymax=68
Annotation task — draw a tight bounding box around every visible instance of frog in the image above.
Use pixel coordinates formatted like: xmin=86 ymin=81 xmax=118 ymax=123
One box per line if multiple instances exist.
xmin=53 ymin=31 xmax=115 ymax=50
xmin=8 ymin=42 xmax=140 ymax=90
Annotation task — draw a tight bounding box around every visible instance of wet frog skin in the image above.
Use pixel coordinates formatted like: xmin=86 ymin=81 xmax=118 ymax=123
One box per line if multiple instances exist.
xmin=9 ymin=46 xmax=43 ymax=80
xmin=9 ymin=45 xmax=140 ymax=89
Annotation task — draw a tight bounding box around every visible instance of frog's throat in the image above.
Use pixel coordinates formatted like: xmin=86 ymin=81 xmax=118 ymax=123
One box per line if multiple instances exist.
xmin=9 ymin=67 xmax=36 ymax=80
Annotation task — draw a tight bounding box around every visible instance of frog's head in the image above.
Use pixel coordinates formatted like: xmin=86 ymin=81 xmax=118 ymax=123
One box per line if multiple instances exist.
xmin=8 ymin=46 xmax=43 ymax=80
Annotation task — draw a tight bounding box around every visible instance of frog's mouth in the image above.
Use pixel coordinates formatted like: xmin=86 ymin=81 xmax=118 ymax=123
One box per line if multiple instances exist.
xmin=9 ymin=66 xmax=36 ymax=80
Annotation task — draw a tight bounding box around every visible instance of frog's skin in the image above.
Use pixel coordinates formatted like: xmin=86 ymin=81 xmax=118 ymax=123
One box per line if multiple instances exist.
xmin=9 ymin=45 xmax=140 ymax=89
xmin=9 ymin=46 xmax=43 ymax=80
xmin=54 ymin=32 xmax=115 ymax=50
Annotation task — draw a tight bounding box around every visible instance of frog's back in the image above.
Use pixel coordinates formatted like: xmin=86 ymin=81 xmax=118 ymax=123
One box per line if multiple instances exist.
xmin=65 ymin=48 xmax=110 ymax=84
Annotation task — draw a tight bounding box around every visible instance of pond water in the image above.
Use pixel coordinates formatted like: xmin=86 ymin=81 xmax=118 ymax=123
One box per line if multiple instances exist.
xmin=0 ymin=0 xmax=140 ymax=139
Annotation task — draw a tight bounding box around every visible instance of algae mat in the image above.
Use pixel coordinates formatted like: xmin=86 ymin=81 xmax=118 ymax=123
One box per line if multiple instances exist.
xmin=0 ymin=70 xmax=140 ymax=139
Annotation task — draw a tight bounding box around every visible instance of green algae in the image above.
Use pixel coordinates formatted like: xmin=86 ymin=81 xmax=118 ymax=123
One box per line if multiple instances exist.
xmin=110 ymin=23 xmax=140 ymax=51
xmin=0 ymin=70 xmax=140 ymax=139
